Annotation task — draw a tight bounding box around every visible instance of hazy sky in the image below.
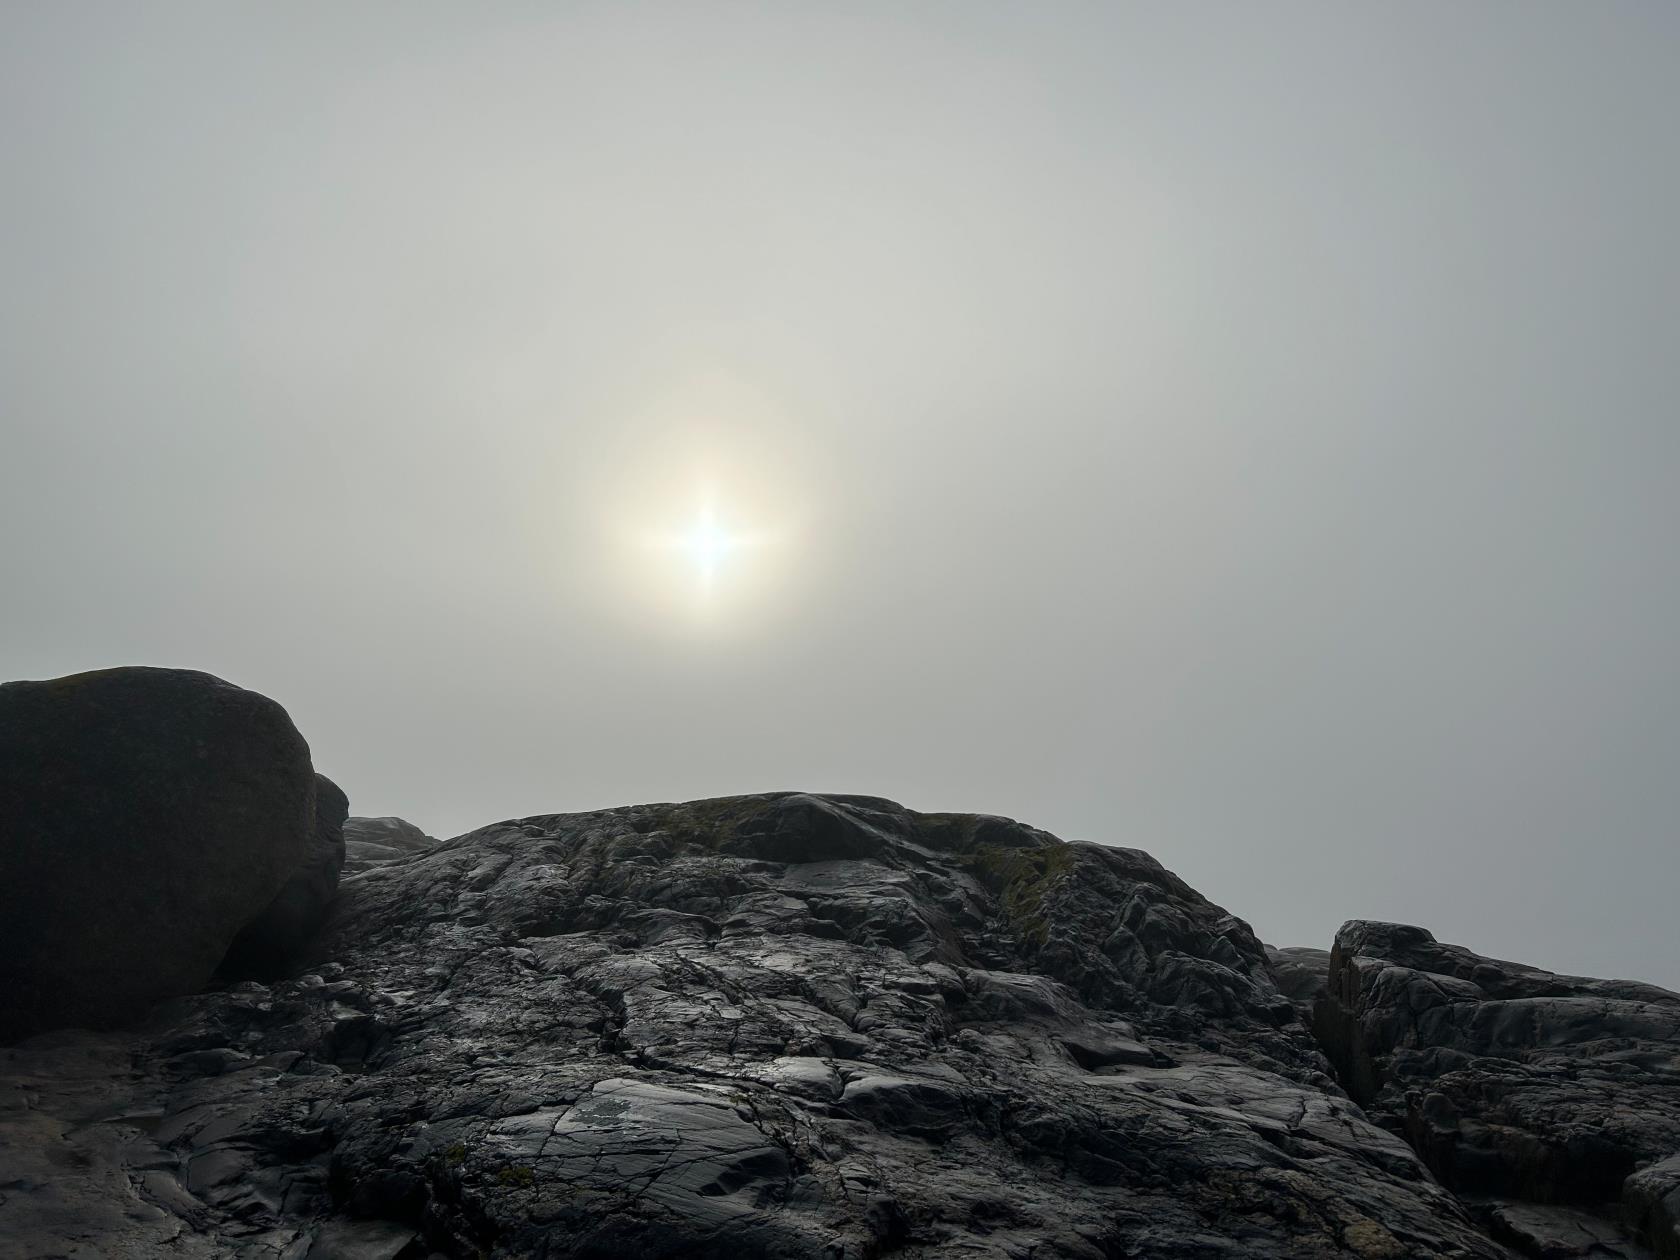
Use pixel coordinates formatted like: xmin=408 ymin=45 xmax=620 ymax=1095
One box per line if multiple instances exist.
xmin=3 ymin=4 xmax=1676 ymax=985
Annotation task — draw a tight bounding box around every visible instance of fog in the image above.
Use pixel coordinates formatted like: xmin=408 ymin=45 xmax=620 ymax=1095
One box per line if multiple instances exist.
xmin=3 ymin=4 xmax=1676 ymax=983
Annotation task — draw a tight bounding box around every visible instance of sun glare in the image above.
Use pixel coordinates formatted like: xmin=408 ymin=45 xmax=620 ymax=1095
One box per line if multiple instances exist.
xmin=677 ymin=505 xmax=737 ymax=588
xmin=647 ymin=491 xmax=769 ymax=602
xmin=589 ymin=381 xmax=814 ymax=628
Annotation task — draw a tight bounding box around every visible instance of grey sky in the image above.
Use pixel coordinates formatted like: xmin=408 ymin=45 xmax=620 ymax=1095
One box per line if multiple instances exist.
xmin=3 ymin=4 xmax=1676 ymax=985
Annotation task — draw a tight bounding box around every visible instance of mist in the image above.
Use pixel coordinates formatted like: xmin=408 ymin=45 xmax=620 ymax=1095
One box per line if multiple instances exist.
xmin=3 ymin=4 xmax=1676 ymax=984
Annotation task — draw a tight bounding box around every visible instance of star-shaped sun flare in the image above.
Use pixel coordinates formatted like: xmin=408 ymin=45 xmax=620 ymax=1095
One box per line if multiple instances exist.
xmin=677 ymin=504 xmax=737 ymax=588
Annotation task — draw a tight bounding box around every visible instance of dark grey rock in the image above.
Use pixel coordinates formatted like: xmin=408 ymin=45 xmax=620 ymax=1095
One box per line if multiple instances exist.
xmin=1267 ymin=944 xmax=1333 ymax=1016
xmin=1317 ymin=919 xmax=1680 ymax=1256
xmin=0 ymin=667 xmax=319 ymax=1041
xmin=221 ymin=773 xmax=350 ymax=978
xmin=1625 ymin=1156 xmax=1680 ymax=1259
xmin=343 ymin=814 xmax=438 ymax=874
xmin=1483 ymin=1200 xmax=1652 ymax=1259
xmin=0 ymin=793 xmax=1517 ymax=1258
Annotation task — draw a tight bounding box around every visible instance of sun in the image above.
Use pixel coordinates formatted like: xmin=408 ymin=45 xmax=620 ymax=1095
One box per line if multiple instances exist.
xmin=649 ymin=491 xmax=766 ymax=600
xmin=677 ymin=504 xmax=738 ymax=588
xmin=601 ymin=434 xmax=805 ymax=625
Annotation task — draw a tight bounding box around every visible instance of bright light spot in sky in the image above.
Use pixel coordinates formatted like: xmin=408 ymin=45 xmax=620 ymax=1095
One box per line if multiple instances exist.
xmin=676 ymin=502 xmax=739 ymax=589
xmin=575 ymin=375 xmax=818 ymax=632
xmin=643 ymin=487 xmax=773 ymax=606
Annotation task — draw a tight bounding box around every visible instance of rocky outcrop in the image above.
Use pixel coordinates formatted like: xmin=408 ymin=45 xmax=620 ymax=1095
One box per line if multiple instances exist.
xmin=342 ymin=813 xmax=437 ymax=874
xmin=219 ymin=774 xmax=351 ymax=978
xmin=6 ymin=760 xmax=1679 ymax=1259
xmin=1267 ymin=944 xmax=1332 ymax=1020
xmin=0 ymin=667 xmax=323 ymax=1041
xmin=1316 ymin=919 xmax=1680 ymax=1256
xmin=1626 ymin=1156 xmax=1680 ymax=1259
xmin=0 ymin=793 xmax=1516 ymax=1258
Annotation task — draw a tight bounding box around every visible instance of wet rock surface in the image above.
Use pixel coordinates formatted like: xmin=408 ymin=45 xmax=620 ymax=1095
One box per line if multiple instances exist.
xmin=1317 ymin=919 xmax=1680 ymax=1258
xmin=0 ymin=667 xmax=320 ymax=1041
xmin=1 ymin=791 xmax=1674 ymax=1257
xmin=342 ymin=815 xmax=438 ymax=875
xmin=1266 ymin=945 xmax=1332 ymax=1020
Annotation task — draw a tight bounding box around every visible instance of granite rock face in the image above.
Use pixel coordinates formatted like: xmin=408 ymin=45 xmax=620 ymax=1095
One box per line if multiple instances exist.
xmin=0 ymin=667 xmax=321 ymax=1041
xmin=2 ymin=792 xmax=1527 ymax=1259
xmin=1317 ymin=919 xmax=1680 ymax=1257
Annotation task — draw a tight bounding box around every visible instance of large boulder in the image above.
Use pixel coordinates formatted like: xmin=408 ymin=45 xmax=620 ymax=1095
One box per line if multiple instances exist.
xmin=219 ymin=773 xmax=350 ymax=978
xmin=0 ymin=667 xmax=320 ymax=1040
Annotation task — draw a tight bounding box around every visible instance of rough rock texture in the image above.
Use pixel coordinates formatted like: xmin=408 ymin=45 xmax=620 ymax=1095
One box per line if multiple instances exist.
xmin=1267 ymin=945 xmax=1332 ymax=1022
xmin=220 ymin=775 xmax=351 ymax=979
xmin=1 ymin=793 xmax=1518 ymax=1258
xmin=1626 ymin=1157 xmax=1680 ymax=1259
xmin=342 ymin=814 xmax=438 ymax=874
xmin=1317 ymin=919 xmax=1680 ymax=1257
xmin=0 ymin=667 xmax=319 ymax=1041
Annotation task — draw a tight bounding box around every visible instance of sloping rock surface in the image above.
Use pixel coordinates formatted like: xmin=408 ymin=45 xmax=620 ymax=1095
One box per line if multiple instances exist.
xmin=0 ymin=667 xmax=320 ymax=1041
xmin=1318 ymin=919 xmax=1680 ymax=1257
xmin=1 ymin=793 xmax=1520 ymax=1258
xmin=342 ymin=814 xmax=438 ymax=874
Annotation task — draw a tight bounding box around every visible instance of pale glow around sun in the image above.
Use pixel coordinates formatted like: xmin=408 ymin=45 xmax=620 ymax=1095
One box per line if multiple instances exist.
xmin=570 ymin=373 xmax=821 ymax=634
xmin=620 ymin=470 xmax=796 ymax=624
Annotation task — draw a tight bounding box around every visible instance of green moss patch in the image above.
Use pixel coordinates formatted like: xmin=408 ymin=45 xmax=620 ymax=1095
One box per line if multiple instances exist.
xmin=969 ymin=842 xmax=1078 ymax=946
xmin=645 ymin=796 xmax=779 ymax=853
